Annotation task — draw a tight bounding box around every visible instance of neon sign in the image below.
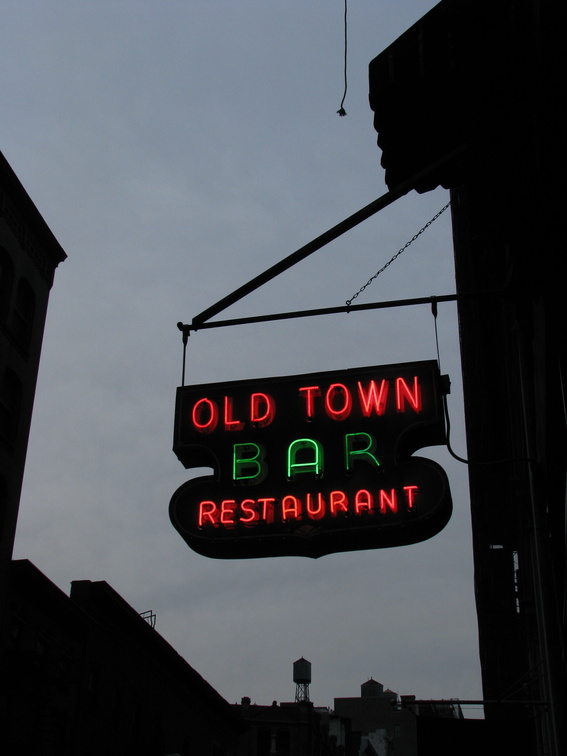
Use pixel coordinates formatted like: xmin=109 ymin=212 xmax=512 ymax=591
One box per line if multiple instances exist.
xmin=169 ymin=361 xmax=452 ymax=559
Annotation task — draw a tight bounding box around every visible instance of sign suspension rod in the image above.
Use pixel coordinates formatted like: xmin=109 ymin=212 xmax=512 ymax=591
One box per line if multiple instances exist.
xmin=179 ymin=293 xmax=463 ymax=335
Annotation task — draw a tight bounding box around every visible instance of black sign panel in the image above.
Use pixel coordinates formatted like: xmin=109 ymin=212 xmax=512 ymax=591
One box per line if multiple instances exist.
xmin=169 ymin=360 xmax=452 ymax=559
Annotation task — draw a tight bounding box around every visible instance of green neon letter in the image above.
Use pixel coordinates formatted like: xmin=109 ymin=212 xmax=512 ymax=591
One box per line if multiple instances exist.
xmin=233 ymin=443 xmax=267 ymax=483
xmin=287 ymin=438 xmax=324 ymax=480
xmin=344 ymin=432 xmax=381 ymax=472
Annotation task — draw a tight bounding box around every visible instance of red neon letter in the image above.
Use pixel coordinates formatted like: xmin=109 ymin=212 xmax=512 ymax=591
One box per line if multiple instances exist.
xmin=403 ymin=485 xmax=419 ymax=511
xmin=220 ymin=499 xmax=237 ymax=525
xmin=224 ymin=396 xmax=245 ymax=431
xmin=281 ymin=495 xmax=302 ymax=521
xmin=355 ymin=489 xmax=373 ymax=514
xmin=325 ymin=384 xmax=352 ymax=421
xmin=258 ymin=497 xmax=275 ymax=524
xmin=198 ymin=500 xmax=219 ymax=526
xmin=240 ymin=499 xmax=259 ymax=523
xmin=305 ymin=493 xmax=325 ymax=520
xmin=357 ymin=379 xmax=389 ymax=417
xmin=330 ymin=490 xmax=348 ymax=516
xmin=395 ymin=377 xmax=422 ymax=413
xmin=250 ymin=393 xmax=276 ymax=427
xmin=379 ymin=489 xmax=398 ymax=513
xmin=192 ymin=398 xmax=219 ymax=434
xmin=298 ymin=386 xmax=321 ymax=419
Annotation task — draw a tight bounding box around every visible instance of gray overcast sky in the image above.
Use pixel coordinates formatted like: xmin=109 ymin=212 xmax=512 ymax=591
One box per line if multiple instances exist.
xmin=2 ymin=0 xmax=483 ymax=712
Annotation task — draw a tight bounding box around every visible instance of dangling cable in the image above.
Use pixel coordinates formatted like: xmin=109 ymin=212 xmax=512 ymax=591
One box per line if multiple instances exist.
xmin=337 ymin=0 xmax=348 ymax=116
xmin=431 ymin=297 xmax=469 ymax=464
xmin=443 ymin=394 xmax=471 ymax=465
xmin=437 ymin=306 xmax=533 ymax=467
xmin=431 ymin=297 xmax=441 ymax=368
xmin=177 ymin=322 xmax=190 ymax=386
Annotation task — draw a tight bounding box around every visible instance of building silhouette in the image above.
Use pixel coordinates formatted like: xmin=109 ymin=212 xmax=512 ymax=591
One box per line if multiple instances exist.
xmin=234 ymin=697 xmax=340 ymax=756
xmin=334 ymin=679 xmax=418 ymax=756
xmin=0 ymin=151 xmax=66 ymax=587
xmin=1 ymin=149 xmax=68 ymax=736
xmin=234 ymin=676 xmax=503 ymax=756
xmin=369 ymin=1 xmax=566 ymax=753
xmin=0 ymin=152 xmax=246 ymax=754
xmin=1 ymin=559 xmax=245 ymax=754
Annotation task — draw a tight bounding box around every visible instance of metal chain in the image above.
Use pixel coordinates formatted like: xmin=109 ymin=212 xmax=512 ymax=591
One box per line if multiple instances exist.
xmin=345 ymin=201 xmax=451 ymax=307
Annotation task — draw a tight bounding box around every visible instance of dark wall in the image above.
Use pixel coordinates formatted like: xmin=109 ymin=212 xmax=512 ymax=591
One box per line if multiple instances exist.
xmin=0 ymin=560 xmax=245 ymax=755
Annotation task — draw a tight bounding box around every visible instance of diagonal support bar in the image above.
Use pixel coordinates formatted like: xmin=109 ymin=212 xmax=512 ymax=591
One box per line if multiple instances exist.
xmin=191 ymin=187 xmax=403 ymax=329
xmin=190 ymin=149 xmax=463 ymax=329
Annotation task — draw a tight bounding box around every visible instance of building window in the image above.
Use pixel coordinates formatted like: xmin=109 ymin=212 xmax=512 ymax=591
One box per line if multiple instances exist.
xmin=35 ymin=636 xmax=48 ymax=658
xmin=257 ymin=728 xmax=271 ymax=756
xmin=12 ymin=278 xmax=35 ymax=351
xmin=0 ymin=368 xmax=22 ymax=445
xmin=8 ymin=619 xmax=23 ymax=652
xmin=0 ymin=474 xmax=7 ymax=534
xmin=276 ymin=728 xmax=290 ymax=756
xmin=0 ymin=247 xmax=14 ymax=321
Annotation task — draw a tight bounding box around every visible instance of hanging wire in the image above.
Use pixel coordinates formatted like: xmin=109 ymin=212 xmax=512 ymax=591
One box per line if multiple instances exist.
xmin=178 ymin=322 xmax=190 ymax=386
xmin=346 ymin=202 xmax=451 ymax=307
xmin=435 ymin=307 xmax=533 ymax=467
xmin=337 ymin=0 xmax=348 ymax=116
xmin=443 ymin=394 xmax=471 ymax=465
xmin=431 ymin=297 xmax=441 ymax=367
xmin=430 ymin=296 xmax=470 ymax=464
